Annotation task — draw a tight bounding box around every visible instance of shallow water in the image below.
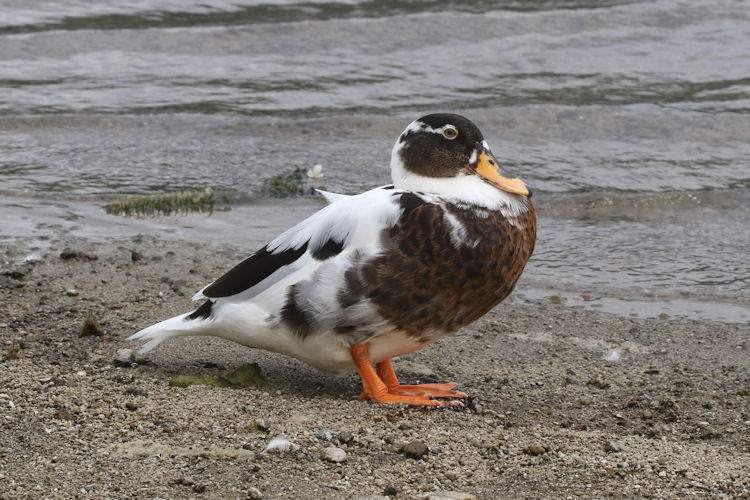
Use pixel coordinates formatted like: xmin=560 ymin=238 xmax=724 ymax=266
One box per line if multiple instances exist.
xmin=1 ymin=0 xmax=749 ymax=322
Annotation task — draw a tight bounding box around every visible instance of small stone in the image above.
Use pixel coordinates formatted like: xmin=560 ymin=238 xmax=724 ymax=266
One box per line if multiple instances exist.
xmin=524 ymin=444 xmax=546 ymax=456
xmin=316 ymin=429 xmax=335 ymax=441
xmin=248 ymin=486 xmax=263 ymax=499
xmin=114 ymin=349 xmax=136 ymax=367
xmin=337 ymin=431 xmax=354 ymax=445
xmin=125 ymin=402 xmax=138 ymax=411
xmin=192 ymin=483 xmax=206 ymax=494
xmin=466 ymin=397 xmax=483 ymax=414
xmin=79 ymin=314 xmax=104 ymax=337
xmin=383 ymin=485 xmax=398 ymax=496
xmin=605 ymin=440 xmax=622 ymax=453
xmin=321 ymin=446 xmax=347 ymax=463
xmin=131 ymin=251 xmax=142 ymax=262
xmin=66 ymin=289 xmax=79 ymax=297
xmin=401 ymin=440 xmax=429 ymax=459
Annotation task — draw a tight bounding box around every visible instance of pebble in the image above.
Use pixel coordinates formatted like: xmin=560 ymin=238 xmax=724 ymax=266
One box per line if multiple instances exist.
xmin=65 ymin=289 xmax=79 ymax=297
xmin=605 ymin=440 xmax=622 ymax=453
xmin=321 ymin=446 xmax=347 ymax=463
xmin=79 ymin=314 xmax=104 ymax=337
xmin=337 ymin=431 xmax=354 ymax=445
xmin=401 ymin=440 xmax=429 ymax=459
xmin=524 ymin=444 xmax=546 ymax=456
xmin=383 ymin=485 xmax=398 ymax=496
xmin=114 ymin=349 xmax=136 ymax=367
xmin=316 ymin=429 xmax=335 ymax=441
xmin=248 ymin=486 xmax=263 ymax=499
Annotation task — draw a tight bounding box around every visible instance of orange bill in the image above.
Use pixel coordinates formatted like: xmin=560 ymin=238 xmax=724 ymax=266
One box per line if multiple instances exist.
xmin=468 ymin=150 xmax=529 ymax=196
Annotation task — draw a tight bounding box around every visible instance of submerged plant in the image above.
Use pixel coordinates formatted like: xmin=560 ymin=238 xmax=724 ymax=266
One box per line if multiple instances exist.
xmin=254 ymin=167 xmax=318 ymax=198
xmin=105 ymin=187 xmax=215 ymax=216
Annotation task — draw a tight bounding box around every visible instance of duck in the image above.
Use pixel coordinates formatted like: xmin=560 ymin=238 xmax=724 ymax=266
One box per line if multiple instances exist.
xmin=128 ymin=113 xmax=537 ymax=407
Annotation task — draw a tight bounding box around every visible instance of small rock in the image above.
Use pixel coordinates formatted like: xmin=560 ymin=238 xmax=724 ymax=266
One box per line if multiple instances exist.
xmin=321 ymin=446 xmax=347 ymax=463
xmin=337 ymin=431 xmax=354 ymax=444
xmin=401 ymin=440 xmax=429 ymax=459
xmin=248 ymin=486 xmax=263 ymax=499
xmin=114 ymin=349 xmax=136 ymax=367
xmin=66 ymin=289 xmax=79 ymax=297
xmin=466 ymin=397 xmax=483 ymax=414
xmin=524 ymin=444 xmax=546 ymax=456
xmin=383 ymin=485 xmax=398 ymax=496
xmin=192 ymin=483 xmax=206 ymax=494
xmin=316 ymin=429 xmax=335 ymax=441
xmin=125 ymin=402 xmax=138 ymax=411
xmin=131 ymin=251 xmax=142 ymax=262
xmin=604 ymin=440 xmax=622 ymax=453
xmin=425 ymin=492 xmax=476 ymax=500
xmin=79 ymin=313 xmax=104 ymax=337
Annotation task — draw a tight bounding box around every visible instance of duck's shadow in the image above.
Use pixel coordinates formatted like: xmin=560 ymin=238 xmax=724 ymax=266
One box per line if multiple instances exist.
xmin=137 ymin=335 xmax=362 ymax=401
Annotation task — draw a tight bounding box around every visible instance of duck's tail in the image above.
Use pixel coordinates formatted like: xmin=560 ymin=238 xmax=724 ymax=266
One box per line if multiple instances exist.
xmin=127 ymin=300 xmax=216 ymax=353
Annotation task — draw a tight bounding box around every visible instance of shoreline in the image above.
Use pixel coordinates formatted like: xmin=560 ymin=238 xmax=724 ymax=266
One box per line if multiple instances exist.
xmin=1 ymin=237 xmax=748 ymax=499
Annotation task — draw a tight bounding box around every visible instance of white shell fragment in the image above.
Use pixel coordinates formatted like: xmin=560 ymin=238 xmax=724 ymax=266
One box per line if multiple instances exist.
xmin=265 ymin=435 xmax=299 ymax=453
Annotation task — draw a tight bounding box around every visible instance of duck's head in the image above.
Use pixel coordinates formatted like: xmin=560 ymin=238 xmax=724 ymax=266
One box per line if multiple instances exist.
xmin=390 ymin=113 xmax=530 ymax=200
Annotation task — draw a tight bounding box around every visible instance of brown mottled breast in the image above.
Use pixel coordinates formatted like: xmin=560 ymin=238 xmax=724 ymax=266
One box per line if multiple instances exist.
xmin=339 ymin=193 xmax=536 ymax=342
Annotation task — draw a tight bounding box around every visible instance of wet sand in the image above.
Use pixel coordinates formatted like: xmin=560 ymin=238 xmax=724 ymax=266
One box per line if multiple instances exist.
xmin=1 ymin=237 xmax=748 ymax=499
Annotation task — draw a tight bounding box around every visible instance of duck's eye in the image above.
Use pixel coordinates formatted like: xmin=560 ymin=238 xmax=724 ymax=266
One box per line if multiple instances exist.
xmin=441 ymin=126 xmax=458 ymax=140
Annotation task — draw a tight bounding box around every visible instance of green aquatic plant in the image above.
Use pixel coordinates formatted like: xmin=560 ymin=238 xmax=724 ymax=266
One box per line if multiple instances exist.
xmin=105 ymin=187 xmax=215 ymax=216
xmin=254 ymin=167 xmax=317 ymax=198
xmin=169 ymin=363 xmax=266 ymax=389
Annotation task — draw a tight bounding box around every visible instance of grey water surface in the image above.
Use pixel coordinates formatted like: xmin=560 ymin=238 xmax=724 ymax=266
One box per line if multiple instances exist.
xmin=1 ymin=0 xmax=749 ymax=322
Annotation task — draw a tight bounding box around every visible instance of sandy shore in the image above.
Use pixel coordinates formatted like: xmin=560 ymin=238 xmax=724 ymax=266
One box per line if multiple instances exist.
xmin=1 ymin=236 xmax=748 ymax=499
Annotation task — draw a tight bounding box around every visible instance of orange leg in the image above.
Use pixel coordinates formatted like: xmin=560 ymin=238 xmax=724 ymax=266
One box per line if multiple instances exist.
xmin=375 ymin=359 xmax=467 ymax=399
xmin=349 ymin=344 xmax=464 ymax=406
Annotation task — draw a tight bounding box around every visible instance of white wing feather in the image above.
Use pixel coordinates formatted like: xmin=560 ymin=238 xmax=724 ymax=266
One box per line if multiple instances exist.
xmin=194 ymin=186 xmax=402 ymax=305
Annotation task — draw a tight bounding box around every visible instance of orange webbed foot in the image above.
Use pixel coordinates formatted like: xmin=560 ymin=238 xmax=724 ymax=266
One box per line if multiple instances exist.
xmin=349 ymin=347 xmax=466 ymax=407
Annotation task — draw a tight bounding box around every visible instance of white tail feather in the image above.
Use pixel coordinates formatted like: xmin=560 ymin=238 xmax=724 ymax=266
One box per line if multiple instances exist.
xmin=127 ymin=313 xmax=210 ymax=354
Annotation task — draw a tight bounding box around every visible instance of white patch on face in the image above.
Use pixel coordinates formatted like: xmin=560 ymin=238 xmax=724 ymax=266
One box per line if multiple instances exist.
xmin=400 ymin=119 xmax=457 ymax=142
xmin=392 ymin=120 xmax=529 ymax=213
xmin=442 ymin=209 xmax=479 ymax=248
xmin=482 ymin=140 xmax=491 ymax=151
xmin=468 ymin=149 xmax=478 ymax=164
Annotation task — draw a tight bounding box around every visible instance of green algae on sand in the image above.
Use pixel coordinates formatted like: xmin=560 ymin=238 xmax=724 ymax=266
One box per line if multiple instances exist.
xmin=169 ymin=363 xmax=265 ymax=388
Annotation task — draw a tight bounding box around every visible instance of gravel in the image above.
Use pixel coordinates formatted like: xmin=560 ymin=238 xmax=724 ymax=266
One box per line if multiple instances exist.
xmin=0 ymin=237 xmax=748 ymax=499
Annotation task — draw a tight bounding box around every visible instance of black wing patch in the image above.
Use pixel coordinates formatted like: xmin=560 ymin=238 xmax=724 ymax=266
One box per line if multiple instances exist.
xmin=187 ymin=299 xmax=213 ymax=320
xmin=202 ymin=243 xmax=309 ymax=298
xmin=311 ymin=238 xmax=345 ymax=260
